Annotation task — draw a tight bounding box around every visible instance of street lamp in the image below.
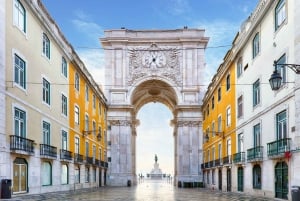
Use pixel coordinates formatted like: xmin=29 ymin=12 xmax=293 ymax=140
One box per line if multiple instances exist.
xmin=269 ymin=61 xmax=300 ymax=91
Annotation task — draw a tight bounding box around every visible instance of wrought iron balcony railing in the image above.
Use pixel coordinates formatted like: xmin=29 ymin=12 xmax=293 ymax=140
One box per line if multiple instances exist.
xmin=247 ymin=146 xmax=263 ymax=162
xmin=233 ymin=152 xmax=245 ymax=163
xmin=214 ymin=158 xmax=222 ymax=166
xmin=40 ymin=144 xmax=57 ymax=158
xmin=10 ymin=135 xmax=34 ymax=153
xmin=60 ymin=149 xmax=72 ymax=160
xmin=267 ymin=138 xmax=291 ymax=158
xmin=74 ymin=153 xmax=84 ymax=163
xmin=86 ymin=156 xmax=94 ymax=165
xmin=223 ymin=155 xmax=232 ymax=165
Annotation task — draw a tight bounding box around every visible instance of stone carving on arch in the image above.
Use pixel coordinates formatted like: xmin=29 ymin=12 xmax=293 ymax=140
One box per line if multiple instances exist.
xmin=127 ymin=43 xmax=182 ymax=87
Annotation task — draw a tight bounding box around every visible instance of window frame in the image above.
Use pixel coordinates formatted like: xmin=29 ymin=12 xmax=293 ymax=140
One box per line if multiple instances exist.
xmin=74 ymin=105 xmax=80 ymax=125
xmin=237 ymin=95 xmax=243 ymax=118
xmin=13 ymin=0 xmax=26 ymax=33
xmin=14 ymin=107 xmax=26 ymax=137
xmin=42 ymin=33 xmax=50 ymax=59
xmin=14 ymin=53 xmax=26 ymax=89
xmin=276 ymin=54 xmax=287 ymax=85
xmin=61 ymin=94 xmax=68 ymax=117
xmin=42 ymin=78 xmax=51 ymax=105
xmin=275 ymin=0 xmax=286 ymax=31
xmin=42 ymin=161 xmax=52 ymax=186
xmin=226 ymin=106 xmax=231 ymax=127
xmin=237 ymin=57 xmax=243 ymax=78
xmin=276 ymin=110 xmax=287 ymax=140
xmin=42 ymin=121 xmax=50 ymax=145
xmin=226 ymin=74 xmax=230 ymax=91
xmin=252 ymin=33 xmax=260 ymax=59
xmin=253 ymin=79 xmax=260 ymax=107
xmin=61 ymin=164 xmax=69 ymax=185
xmin=61 ymin=130 xmax=68 ymax=150
xmin=253 ymin=165 xmax=262 ymax=189
xmin=61 ymin=56 xmax=68 ymax=78
xmin=75 ymin=72 xmax=80 ymax=91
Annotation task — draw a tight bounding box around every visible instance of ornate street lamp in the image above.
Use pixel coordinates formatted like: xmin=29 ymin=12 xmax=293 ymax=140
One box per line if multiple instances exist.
xmin=269 ymin=61 xmax=300 ymax=91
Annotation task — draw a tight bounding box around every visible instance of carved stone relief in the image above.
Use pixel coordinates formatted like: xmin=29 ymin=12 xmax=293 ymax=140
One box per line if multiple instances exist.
xmin=128 ymin=43 xmax=182 ymax=86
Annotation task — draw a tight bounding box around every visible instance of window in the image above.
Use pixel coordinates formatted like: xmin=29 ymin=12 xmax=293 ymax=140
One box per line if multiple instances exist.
xmin=226 ymin=74 xmax=230 ymax=91
xmin=92 ymin=121 xmax=96 ymax=136
xmin=13 ymin=0 xmax=26 ymax=33
xmin=98 ymin=126 xmax=102 ymax=140
xmin=61 ymin=130 xmax=67 ymax=150
xmin=93 ymin=168 xmax=96 ymax=182
xmin=252 ymin=33 xmax=260 ymax=58
xmin=276 ymin=54 xmax=287 ymax=84
xmin=85 ymin=114 xmax=89 ymax=131
xmin=42 ymin=162 xmax=52 ymax=186
xmin=238 ymin=133 xmax=244 ymax=152
xmin=253 ymin=79 xmax=260 ymax=107
xmin=237 ymin=57 xmax=243 ymax=78
xmin=93 ymin=95 xmax=96 ymax=109
xmin=74 ymin=106 xmax=79 ymax=125
xmin=92 ymin=145 xmax=96 ymax=161
xmin=237 ymin=95 xmax=243 ymax=118
xmin=276 ymin=110 xmax=287 ymax=140
xmin=207 ymin=104 xmax=209 ymax=115
xmin=275 ymin=0 xmax=286 ymax=30
xmin=227 ymin=139 xmax=232 ymax=157
xmin=226 ymin=106 xmax=231 ymax=126
xmin=75 ymin=72 xmax=80 ymax=91
xmin=217 ymin=115 xmax=222 ymax=133
xmin=61 ymin=57 xmax=67 ymax=78
xmin=61 ymin=164 xmax=68 ymax=184
xmin=85 ymin=84 xmax=89 ymax=101
xmin=85 ymin=167 xmax=90 ymax=183
xmin=218 ymin=87 xmax=221 ymax=101
xmin=99 ymin=102 xmax=102 ymax=116
xmin=75 ymin=137 xmax=79 ymax=154
xmin=14 ymin=54 xmax=26 ymax=89
xmin=211 ymin=122 xmax=215 ymax=137
xmin=218 ymin=144 xmax=222 ymax=159
xmin=42 ymin=33 xmax=50 ymax=59
xmin=85 ymin=141 xmax=89 ymax=157
xmin=253 ymin=123 xmax=261 ymax=147
xmin=75 ymin=166 xmax=80 ymax=183
xmin=253 ymin=165 xmax=261 ymax=189
xmin=99 ymin=148 xmax=102 ymax=161
xmin=42 ymin=121 xmax=50 ymax=145
xmin=42 ymin=78 xmax=50 ymax=105
xmin=207 ymin=171 xmax=210 ymax=184
xmin=14 ymin=107 xmax=26 ymax=137
xmin=61 ymin=94 xmax=68 ymax=116
xmin=211 ymin=96 xmax=215 ymax=110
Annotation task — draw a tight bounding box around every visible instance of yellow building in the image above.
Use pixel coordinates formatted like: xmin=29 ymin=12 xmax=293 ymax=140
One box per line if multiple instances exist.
xmin=69 ymin=53 xmax=108 ymax=188
xmin=202 ymin=50 xmax=236 ymax=191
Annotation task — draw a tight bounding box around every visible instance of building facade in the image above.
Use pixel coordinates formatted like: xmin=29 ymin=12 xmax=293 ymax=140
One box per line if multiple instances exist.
xmin=2 ymin=0 xmax=107 ymax=195
xmin=202 ymin=51 xmax=237 ymax=192
xmin=202 ymin=0 xmax=300 ymax=200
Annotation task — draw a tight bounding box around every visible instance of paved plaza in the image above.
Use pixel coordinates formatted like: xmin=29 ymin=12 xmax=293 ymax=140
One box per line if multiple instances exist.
xmin=6 ymin=180 xmax=277 ymax=201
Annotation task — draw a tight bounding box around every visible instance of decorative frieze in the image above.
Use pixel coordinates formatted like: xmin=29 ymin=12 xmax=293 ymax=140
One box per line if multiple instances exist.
xmin=127 ymin=43 xmax=182 ymax=86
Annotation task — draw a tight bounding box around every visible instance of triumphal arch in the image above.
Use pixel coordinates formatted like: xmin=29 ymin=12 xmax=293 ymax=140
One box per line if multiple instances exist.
xmin=100 ymin=28 xmax=209 ymax=186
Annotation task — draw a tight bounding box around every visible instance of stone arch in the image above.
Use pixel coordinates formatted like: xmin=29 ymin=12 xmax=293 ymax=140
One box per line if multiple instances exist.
xmin=101 ymin=28 xmax=208 ymax=186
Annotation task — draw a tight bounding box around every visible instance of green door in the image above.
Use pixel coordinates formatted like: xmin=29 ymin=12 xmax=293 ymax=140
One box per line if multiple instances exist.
xmin=237 ymin=167 xmax=244 ymax=192
xmin=275 ymin=162 xmax=288 ymax=199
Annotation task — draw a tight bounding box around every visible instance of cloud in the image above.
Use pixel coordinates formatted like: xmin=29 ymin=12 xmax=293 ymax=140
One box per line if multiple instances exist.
xmin=76 ymin=49 xmax=105 ymax=86
xmin=166 ymin=0 xmax=191 ymax=16
xmin=72 ymin=10 xmax=104 ymax=44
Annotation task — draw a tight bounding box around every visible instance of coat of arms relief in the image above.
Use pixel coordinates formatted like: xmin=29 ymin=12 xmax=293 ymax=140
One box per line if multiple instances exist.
xmin=127 ymin=43 xmax=182 ymax=86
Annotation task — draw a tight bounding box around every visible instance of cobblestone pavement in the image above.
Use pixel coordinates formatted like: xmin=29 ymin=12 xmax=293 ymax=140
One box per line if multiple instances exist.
xmin=5 ymin=180 xmax=277 ymax=201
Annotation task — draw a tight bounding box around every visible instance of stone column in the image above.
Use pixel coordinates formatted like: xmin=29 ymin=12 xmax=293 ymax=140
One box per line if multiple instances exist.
xmin=107 ymin=119 xmax=136 ymax=186
xmin=173 ymin=113 xmax=203 ymax=186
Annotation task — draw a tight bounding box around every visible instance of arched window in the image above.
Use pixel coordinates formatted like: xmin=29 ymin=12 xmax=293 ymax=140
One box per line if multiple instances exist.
xmin=252 ymin=33 xmax=260 ymax=58
xmin=75 ymin=165 xmax=80 ymax=183
xmin=275 ymin=0 xmax=286 ymax=31
xmin=61 ymin=164 xmax=68 ymax=184
xmin=253 ymin=164 xmax=261 ymax=189
xmin=42 ymin=161 xmax=52 ymax=186
xmin=42 ymin=33 xmax=50 ymax=59
xmin=13 ymin=0 xmax=26 ymax=32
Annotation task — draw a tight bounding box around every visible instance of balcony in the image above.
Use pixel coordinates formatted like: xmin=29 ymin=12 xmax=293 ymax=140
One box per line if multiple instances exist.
xmin=86 ymin=156 xmax=94 ymax=165
xmin=95 ymin=159 xmax=100 ymax=166
xmin=10 ymin=135 xmax=34 ymax=154
xmin=233 ymin=152 xmax=245 ymax=164
xmin=60 ymin=149 xmax=73 ymax=161
xmin=214 ymin=158 xmax=222 ymax=166
xmin=267 ymin=138 xmax=291 ymax=159
xmin=209 ymin=160 xmax=215 ymax=168
xmin=40 ymin=144 xmax=57 ymax=158
xmin=100 ymin=160 xmax=108 ymax=168
xmin=223 ymin=155 xmax=232 ymax=165
xmin=247 ymin=146 xmax=263 ymax=162
xmin=74 ymin=153 xmax=84 ymax=163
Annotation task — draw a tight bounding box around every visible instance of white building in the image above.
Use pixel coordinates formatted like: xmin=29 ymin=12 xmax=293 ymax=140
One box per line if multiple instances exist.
xmin=233 ymin=0 xmax=300 ymax=200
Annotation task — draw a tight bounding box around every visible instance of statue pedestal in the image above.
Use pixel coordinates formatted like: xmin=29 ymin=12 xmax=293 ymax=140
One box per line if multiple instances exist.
xmin=148 ymin=162 xmax=163 ymax=179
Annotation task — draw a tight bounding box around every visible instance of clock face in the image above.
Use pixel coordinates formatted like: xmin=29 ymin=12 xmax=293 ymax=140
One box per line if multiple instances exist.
xmin=142 ymin=51 xmax=166 ymax=68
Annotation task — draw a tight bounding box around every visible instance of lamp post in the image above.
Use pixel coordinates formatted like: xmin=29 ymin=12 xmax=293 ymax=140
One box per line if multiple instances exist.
xmin=269 ymin=61 xmax=300 ymax=90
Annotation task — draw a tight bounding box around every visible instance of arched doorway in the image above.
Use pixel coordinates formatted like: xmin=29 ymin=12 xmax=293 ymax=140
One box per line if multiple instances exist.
xmin=13 ymin=158 xmax=27 ymax=193
xmin=275 ymin=161 xmax=288 ymax=199
xmin=101 ymin=28 xmax=208 ymax=186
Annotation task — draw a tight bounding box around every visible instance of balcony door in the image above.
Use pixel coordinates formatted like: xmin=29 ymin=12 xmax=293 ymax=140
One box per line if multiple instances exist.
xmin=237 ymin=167 xmax=244 ymax=192
xmin=13 ymin=158 xmax=27 ymax=193
xmin=275 ymin=162 xmax=288 ymax=199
